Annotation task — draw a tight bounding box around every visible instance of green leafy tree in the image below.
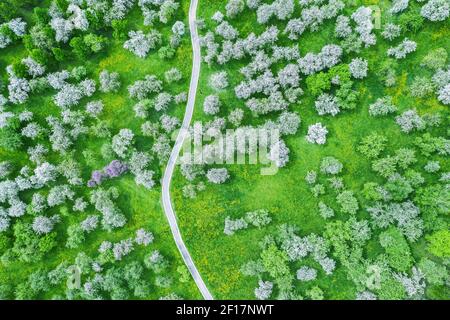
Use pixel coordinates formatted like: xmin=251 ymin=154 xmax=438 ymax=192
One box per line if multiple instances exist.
xmin=15 ymin=283 xmax=36 ymax=300
xmin=399 ymin=10 xmax=424 ymax=33
xmin=28 ymin=269 xmax=50 ymax=294
xmin=421 ymin=47 xmax=447 ymax=70
xmin=0 ymin=127 xmax=22 ymax=151
xmin=0 ymin=234 xmax=11 ymax=252
xmin=12 ymin=61 xmax=28 ymax=78
xmin=177 ymin=265 xmax=191 ymax=283
xmin=112 ymin=20 xmax=127 ymax=39
xmin=306 ymin=286 xmax=324 ymax=300
xmin=372 ymin=156 xmax=397 ymax=178
xmin=379 ymin=227 xmax=414 ymax=272
xmin=52 ymin=47 xmax=65 ymax=62
xmin=83 ymin=34 xmax=107 ymax=53
xmin=336 ymin=81 xmax=359 ymax=110
xmin=336 ymin=190 xmax=359 ymax=215
xmin=324 ymin=220 xmax=352 ymax=262
xmin=415 ymin=184 xmax=449 ymax=232
xmin=30 ymin=48 xmax=49 ymax=65
xmin=362 ymin=182 xmax=384 ymax=201
xmin=33 ymin=7 xmax=49 ymax=24
xmin=385 ymin=175 xmax=413 ymax=201
xmin=260 ymin=245 xmax=290 ymax=279
xmin=0 ymin=283 xmax=12 ymax=299
xmin=70 ymin=36 xmax=89 ymax=58
xmin=426 ymin=230 xmax=450 ymax=258
xmin=328 ymin=64 xmax=351 ymax=83
xmin=376 ymin=276 xmax=406 ymax=300
xmin=158 ymin=46 xmax=176 ymax=60
xmin=358 ymin=133 xmax=387 ymax=159
xmin=306 ymin=72 xmax=331 ymax=96
xmin=66 ymin=225 xmax=85 ymax=249
xmin=418 ymin=258 xmax=447 ymax=286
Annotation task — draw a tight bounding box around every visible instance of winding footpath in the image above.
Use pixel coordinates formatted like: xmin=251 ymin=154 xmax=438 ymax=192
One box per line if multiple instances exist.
xmin=161 ymin=0 xmax=213 ymax=300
